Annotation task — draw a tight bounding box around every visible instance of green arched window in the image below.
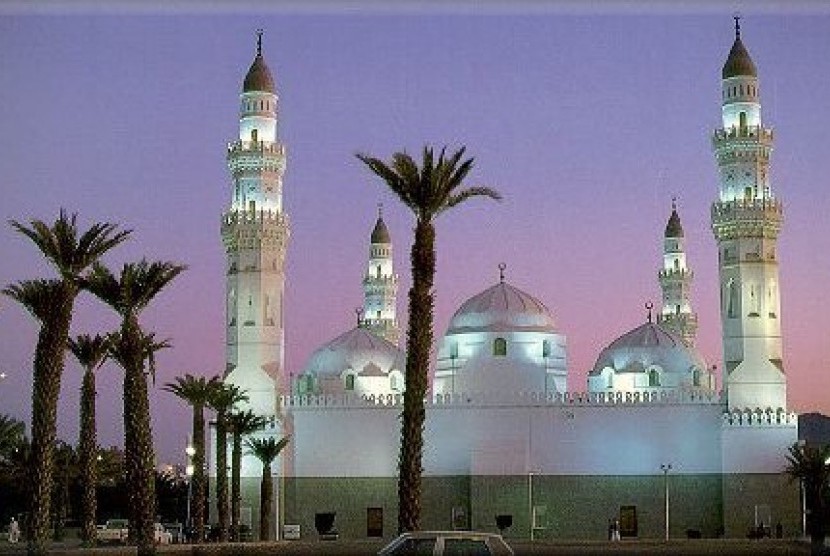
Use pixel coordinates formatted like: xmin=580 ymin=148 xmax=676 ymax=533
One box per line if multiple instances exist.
xmin=493 ymin=337 xmax=507 ymax=357
xmin=345 ymin=374 xmax=355 ymax=391
xmin=648 ymin=369 xmax=660 ymax=387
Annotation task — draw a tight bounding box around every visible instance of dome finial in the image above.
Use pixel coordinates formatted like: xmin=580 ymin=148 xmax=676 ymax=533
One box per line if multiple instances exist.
xmin=256 ymin=29 xmax=263 ymax=56
xmin=671 ymin=196 xmax=677 ymax=211
xmin=377 ymin=202 xmax=383 ymax=220
xmin=645 ymin=301 xmax=654 ymax=324
xmin=355 ymin=307 xmax=364 ymax=327
xmin=498 ymin=262 xmax=506 ymax=283
xmin=733 ymin=13 xmax=741 ymax=39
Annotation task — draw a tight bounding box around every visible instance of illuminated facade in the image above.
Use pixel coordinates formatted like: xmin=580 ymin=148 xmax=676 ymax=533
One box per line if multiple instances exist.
xmin=215 ymin=24 xmax=800 ymax=543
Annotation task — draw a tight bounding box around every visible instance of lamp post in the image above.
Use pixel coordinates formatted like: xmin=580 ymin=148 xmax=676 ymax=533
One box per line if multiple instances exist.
xmin=185 ymin=436 xmax=195 ymax=540
xmin=660 ymin=463 xmax=672 ymax=541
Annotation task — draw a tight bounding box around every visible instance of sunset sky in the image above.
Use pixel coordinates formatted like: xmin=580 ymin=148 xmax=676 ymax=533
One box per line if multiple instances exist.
xmin=1 ymin=3 xmax=828 ymax=464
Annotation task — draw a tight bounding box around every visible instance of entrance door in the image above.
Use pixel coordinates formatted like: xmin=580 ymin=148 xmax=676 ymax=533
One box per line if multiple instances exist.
xmin=367 ymin=507 xmax=383 ymax=537
xmin=619 ymin=505 xmax=638 ymax=538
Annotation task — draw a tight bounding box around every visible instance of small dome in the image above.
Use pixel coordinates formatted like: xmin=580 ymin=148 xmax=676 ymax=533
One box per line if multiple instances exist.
xmin=303 ymin=326 xmax=403 ymax=379
xmin=447 ymin=280 xmax=556 ymax=335
xmin=665 ymin=206 xmax=684 ymax=238
xmin=722 ymin=35 xmax=757 ymax=79
xmin=589 ymin=322 xmax=705 ymax=377
xmin=243 ymin=54 xmax=275 ymax=93
xmin=371 ymin=216 xmax=391 ymax=244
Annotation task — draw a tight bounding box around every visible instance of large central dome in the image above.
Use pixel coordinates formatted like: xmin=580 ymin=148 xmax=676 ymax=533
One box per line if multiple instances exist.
xmin=446 ymin=280 xmax=556 ymax=335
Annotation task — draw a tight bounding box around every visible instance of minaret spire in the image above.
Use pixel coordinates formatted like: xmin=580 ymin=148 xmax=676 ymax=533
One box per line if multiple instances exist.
xmin=733 ymin=14 xmax=741 ymax=38
xmin=711 ymin=22 xmax=785 ymax=412
xmin=657 ymin=199 xmax=698 ymax=345
xmin=222 ymin=36 xmax=289 ymax=414
xmin=363 ymin=209 xmax=399 ymax=344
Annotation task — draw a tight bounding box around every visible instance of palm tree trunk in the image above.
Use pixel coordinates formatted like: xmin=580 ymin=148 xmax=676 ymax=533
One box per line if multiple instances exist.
xmin=397 ymin=219 xmax=435 ymax=533
xmin=27 ymin=293 xmax=73 ymax=555
xmin=122 ymin=318 xmax=157 ymax=556
xmin=79 ymin=370 xmax=97 ymax=546
xmin=260 ymin=465 xmax=273 ymax=541
xmin=230 ymin=435 xmax=242 ymax=541
xmin=216 ymin=411 xmax=229 ymax=541
xmin=192 ymin=406 xmax=206 ymax=543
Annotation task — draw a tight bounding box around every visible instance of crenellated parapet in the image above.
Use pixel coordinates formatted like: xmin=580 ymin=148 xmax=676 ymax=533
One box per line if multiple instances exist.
xmin=221 ymin=209 xmax=290 ymax=254
xmin=227 ymin=140 xmax=286 ymax=176
xmin=722 ymin=408 xmax=797 ymax=427
xmin=711 ymin=198 xmax=783 ymax=240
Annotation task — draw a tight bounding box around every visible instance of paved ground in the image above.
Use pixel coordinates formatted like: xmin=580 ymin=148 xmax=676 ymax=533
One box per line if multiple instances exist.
xmin=0 ymin=538 xmax=819 ymax=556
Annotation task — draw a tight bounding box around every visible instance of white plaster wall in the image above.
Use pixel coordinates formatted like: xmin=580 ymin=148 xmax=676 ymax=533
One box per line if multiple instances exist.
xmin=721 ymin=423 xmax=797 ymax=473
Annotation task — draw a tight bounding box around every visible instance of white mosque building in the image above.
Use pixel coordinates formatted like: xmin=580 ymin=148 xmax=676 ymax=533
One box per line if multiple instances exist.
xmin=211 ymin=22 xmax=800 ymax=541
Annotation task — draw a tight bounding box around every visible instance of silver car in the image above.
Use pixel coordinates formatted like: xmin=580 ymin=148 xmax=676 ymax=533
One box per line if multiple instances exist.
xmin=377 ymin=531 xmax=514 ymax=556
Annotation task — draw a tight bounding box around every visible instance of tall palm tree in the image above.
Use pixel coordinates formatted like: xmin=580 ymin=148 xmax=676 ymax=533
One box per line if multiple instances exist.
xmin=2 ymin=211 xmax=129 ymax=554
xmin=785 ymin=442 xmax=830 ymax=554
xmin=227 ymin=410 xmax=267 ymax=540
xmin=207 ymin=383 xmax=248 ymax=542
xmin=85 ymin=259 xmax=184 ymax=556
xmin=356 ymin=146 xmax=500 ymax=532
xmin=246 ymin=436 xmax=290 ymax=541
xmin=163 ymin=374 xmax=223 ymax=543
xmin=67 ymin=334 xmax=110 ymax=546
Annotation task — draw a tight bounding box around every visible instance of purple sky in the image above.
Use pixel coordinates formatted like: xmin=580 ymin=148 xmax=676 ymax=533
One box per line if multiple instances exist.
xmin=1 ymin=6 xmax=829 ymax=465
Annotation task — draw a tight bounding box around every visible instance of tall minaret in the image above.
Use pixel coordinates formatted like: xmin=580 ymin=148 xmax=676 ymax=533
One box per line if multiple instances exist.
xmin=711 ymin=19 xmax=785 ymax=412
xmin=221 ymin=32 xmax=290 ymax=415
xmin=362 ymin=205 xmax=399 ymax=344
xmin=657 ymin=200 xmax=698 ymax=345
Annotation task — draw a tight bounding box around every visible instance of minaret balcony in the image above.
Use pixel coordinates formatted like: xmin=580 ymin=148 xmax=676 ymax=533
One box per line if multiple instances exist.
xmin=711 ymin=198 xmax=783 ymax=240
xmin=712 ymin=125 xmax=773 ymax=147
xmin=227 ymin=140 xmax=286 ymax=156
xmin=658 ymin=268 xmax=692 ymax=279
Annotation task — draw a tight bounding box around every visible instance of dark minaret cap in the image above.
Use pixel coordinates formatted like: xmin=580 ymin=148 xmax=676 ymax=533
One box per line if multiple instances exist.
xmin=722 ymin=17 xmax=757 ymax=79
xmin=664 ymin=199 xmax=684 ymax=238
xmin=243 ymin=30 xmax=275 ymax=93
xmin=371 ymin=204 xmax=391 ymax=244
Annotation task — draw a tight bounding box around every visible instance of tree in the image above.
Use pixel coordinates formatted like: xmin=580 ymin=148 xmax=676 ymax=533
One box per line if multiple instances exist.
xmin=51 ymin=441 xmax=78 ymax=541
xmin=68 ymin=334 xmax=110 ymax=546
xmin=163 ymin=374 xmax=223 ymax=543
xmin=246 ymin=436 xmax=290 ymax=541
xmin=0 ymin=414 xmax=25 ymax=466
xmin=785 ymin=442 xmax=830 ymax=554
xmin=207 ymin=383 xmax=248 ymax=542
xmin=227 ymin=410 xmax=267 ymax=540
xmin=2 ymin=211 xmax=129 ymax=554
xmin=356 ymin=146 xmax=500 ymax=531
xmin=85 ymin=260 xmax=184 ymax=556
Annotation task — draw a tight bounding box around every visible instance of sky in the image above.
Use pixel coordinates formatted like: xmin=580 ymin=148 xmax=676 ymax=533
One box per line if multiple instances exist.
xmin=1 ymin=2 xmax=829 ymax=465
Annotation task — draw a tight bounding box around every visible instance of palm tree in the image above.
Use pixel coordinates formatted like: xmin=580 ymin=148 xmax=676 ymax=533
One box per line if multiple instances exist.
xmin=163 ymin=374 xmax=223 ymax=543
xmin=785 ymin=442 xmax=830 ymax=554
xmin=67 ymin=334 xmax=110 ymax=546
xmin=356 ymin=146 xmax=500 ymax=531
xmin=246 ymin=436 xmax=290 ymax=541
xmin=207 ymin=383 xmax=248 ymax=542
xmin=85 ymin=259 xmax=184 ymax=556
xmin=51 ymin=441 xmax=78 ymax=541
xmin=2 ymin=211 xmax=129 ymax=554
xmin=227 ymin=410 xmax=267 ymax=540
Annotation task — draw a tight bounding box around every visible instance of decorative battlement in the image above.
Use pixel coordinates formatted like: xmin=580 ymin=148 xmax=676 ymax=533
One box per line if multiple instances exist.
xmin=722 ymin=408 xmax=797 ymax=427
xmin=712 ymin=125 xmax=773 ymax=145
xmin=227 ymin=140 xmax=286 ymax=157
xmin=221 ymin=209 xmax=290 ymax=253
xmin=222 ymin=208 xmax=289 ymax=227
xmin=711 ymin=199 xmax=783 ymax=240
xmin=227 ymin=140 xmax=286 ymax=175
xmin=280 ymin=389 xmax=725 ymax=410
xmin=658 ymin=268 xmax=692 ymax=279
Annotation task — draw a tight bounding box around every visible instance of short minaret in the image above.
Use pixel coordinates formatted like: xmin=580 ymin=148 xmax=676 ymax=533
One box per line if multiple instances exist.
xmin=657 ymin=200 xmax=698 ymax=345
xmin=711 ymin=19 xmax=785 ymax=412
xmin=362 ymin=205 xmax=399 ymax=344
xmin=221 ymin=31 xmax=290 ymax=414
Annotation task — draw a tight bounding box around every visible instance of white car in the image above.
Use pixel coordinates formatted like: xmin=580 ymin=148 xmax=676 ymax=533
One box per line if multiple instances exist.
xmin=154 ymin=523 xmax=172 ymax=545
xmin=377 ymin=531 xmax=514 ymax=556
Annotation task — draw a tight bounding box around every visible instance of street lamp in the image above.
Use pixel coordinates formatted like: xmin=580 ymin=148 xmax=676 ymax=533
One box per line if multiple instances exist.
xmin=660 ymin=463 xmax=672 ymax=541
xmin=185 ymin=436 xmax=195 ymax=538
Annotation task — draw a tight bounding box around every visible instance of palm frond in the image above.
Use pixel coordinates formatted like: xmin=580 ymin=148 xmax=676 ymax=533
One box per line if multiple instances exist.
xmin=2 ymin=279 xmax=67 ymax=322
xmin=228 ymin=410 xmax=268 ymax=436
xmin=208 ymin=383 xmax=249 ymax=412
xmin=246 ymin=436 xmax=291 ymax=465
xmin=68 ymin=333 xmax=111 ymax=372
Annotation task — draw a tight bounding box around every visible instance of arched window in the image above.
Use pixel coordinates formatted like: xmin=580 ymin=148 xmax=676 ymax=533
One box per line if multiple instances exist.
xmin=251 ymin=128 xmax=258 ymax=143
xmin=299 ymin=375 xmax=314 ymax=394
xmin=739 ymin=111 xmax=747 ymax=130
xmin=692 ymin=369 xmax=701 ymax=387
xmin=493 ymin=337 xmax=507 ymax=357
xmin=390 ymin=374 xmax=399 ymax=391
xmin=542 ymin=339 xmax=551 ymax=358
xmin=648 ymin=369 xmax=660 ymax=387
xmin=345 ymin=374 xmax=355 ymax=391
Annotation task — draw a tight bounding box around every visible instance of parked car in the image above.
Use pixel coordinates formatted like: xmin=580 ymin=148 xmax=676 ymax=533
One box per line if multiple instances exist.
xmin=154 ymin=523 xmax=172 ymax=545
xmin=377 ymin=531 xmax=514 ymax=556
xmin=96 ymin=519 xmax=129 ymax=544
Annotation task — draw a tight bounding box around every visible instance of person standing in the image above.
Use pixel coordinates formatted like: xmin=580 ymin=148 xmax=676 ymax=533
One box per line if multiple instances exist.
xmin=8 ymin=517 xmax=20 ymax=543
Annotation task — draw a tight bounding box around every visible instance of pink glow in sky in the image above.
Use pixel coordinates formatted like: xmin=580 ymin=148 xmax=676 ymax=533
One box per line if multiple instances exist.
xmin=1 ymin=6 xmax=829 ymax=464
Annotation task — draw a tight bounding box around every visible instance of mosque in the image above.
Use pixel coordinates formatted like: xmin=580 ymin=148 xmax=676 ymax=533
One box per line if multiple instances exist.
xmin=210 ymin=22 xmax=800 ymax=541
